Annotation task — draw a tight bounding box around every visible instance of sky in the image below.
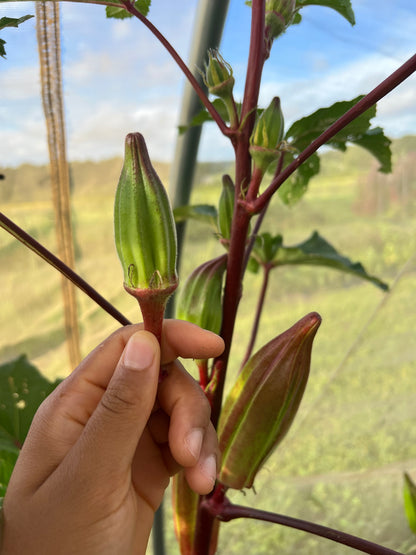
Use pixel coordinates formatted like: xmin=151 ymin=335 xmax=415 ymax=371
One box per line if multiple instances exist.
xmin=0 ymin=0 xmax=415 ymax=167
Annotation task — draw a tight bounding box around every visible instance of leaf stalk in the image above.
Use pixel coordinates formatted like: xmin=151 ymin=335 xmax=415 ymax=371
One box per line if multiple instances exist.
xmin=244 ymin=53 xmax=416 ymax=214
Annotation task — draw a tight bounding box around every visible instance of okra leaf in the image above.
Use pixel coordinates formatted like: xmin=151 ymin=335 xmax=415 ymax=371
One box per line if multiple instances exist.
xmin=250 ymin=232 xmax=283 ymax=264
xmin=251 ymin=231 xmax=388 ymax=290
xmin=0 ymin=449 xmax=18 ymax=501
xmin=404 ymin=472 xmax=416 ymax=534
xmin=248 ymin=0 xmax=354 ymax=27
xmin=0 ymin=14 xmax=34 ymax=58
xmin=281 ymin=97 xmax=392 ymax=203
xmin=106 ymin=0 xmax=151 ymax=19
xmin=351 ymin=126 xmax=392 ymax=173
xmin=285 ymin=96 xmax=371 ymax=152
xmin=295 ymin=0 xmax=355 ymax=26
xmin=0 ymin=14 xmax=34 ymax=31
xmin=0 ymin=355 xmax=60 ymax=452
xmin=278 ymin=152 xmax=320 ymax=206
xmin=173 ymin=204 xmax=218 ymax=229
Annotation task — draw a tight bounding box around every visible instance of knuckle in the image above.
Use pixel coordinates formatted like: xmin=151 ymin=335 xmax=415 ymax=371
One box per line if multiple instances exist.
xmin=100 ymin=380 xmax=137 ymax=416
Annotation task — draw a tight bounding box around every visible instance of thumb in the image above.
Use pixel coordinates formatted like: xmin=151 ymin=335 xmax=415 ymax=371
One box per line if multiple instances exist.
xmin=74 ymin=330 xmax=160 ymax=474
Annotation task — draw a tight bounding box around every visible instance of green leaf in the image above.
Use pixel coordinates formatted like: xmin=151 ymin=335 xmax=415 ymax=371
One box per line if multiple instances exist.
xmin=251 ymin=232 xmax=283 ymax=264
xmin=246 ymin=256 xmax=260 ymax=274
xmin=265 ymin=231 xmax=388 ymax=290
xmin=0 ymin=14 xmax=34 ymax=58
xmin=404 ymin=472 xmax=416 ymax=534
xmin=0 ymin=355 xmax=60 ymax=452
xmin=173 ymin=204 xmax=218 ymax=229
xmin=0 ymin=14 xmax=34 ymax=31
xmin=106 ymin=0 xmax=151 ymax=19
xmin=284 ymin=97 xmax=392 ymax=202
xmin=0 ymin=449 xmax=18 ymax=499
xmin=278 ymin=152 xmax=320 ymax=205
xmin=286 ymin=96 xmax=369 ymax=151
xmin=296 ymin=0 xmax=355 ymax=25
xmin=352 ymin=126 xmax=392 ymax=173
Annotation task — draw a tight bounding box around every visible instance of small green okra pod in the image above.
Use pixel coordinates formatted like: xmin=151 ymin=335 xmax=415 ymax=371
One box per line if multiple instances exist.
xmin=114 ymin=132 xmax=178 ymax=292
xmin=114 ymin=133 xmax=178 ymax=341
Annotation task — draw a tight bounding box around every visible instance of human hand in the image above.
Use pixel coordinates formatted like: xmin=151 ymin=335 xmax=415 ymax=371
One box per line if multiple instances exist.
xmin=1 ymin=320 xmax=224 ymax=555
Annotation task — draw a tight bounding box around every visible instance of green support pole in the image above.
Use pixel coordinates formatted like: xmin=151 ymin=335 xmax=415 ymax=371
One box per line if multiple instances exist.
xmin=169 ymin=0 xmax=231 ymax=261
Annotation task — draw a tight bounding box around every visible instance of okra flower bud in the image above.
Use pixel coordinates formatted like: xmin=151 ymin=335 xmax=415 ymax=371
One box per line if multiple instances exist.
xmin=265 ymin=0 xmax=297 ymax=41
xmin=203 ymin=49 xmax=235 ymax=101
xmin=218 ymin=312 xmax=321 ymax=490
xmin=114 ymin=133 xmax=178 ymax=340
xmin=176 ymin=254 xmax=227 ymax=335
xmin=249 ymin=97 xmax=284 ymax=173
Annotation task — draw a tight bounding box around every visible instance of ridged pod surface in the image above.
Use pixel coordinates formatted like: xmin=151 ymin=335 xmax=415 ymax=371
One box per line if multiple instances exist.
xmin=114 ymin=133 xmax=178 ymax=340
xmin=218 ymin=312 xmax=321 ymax=490
xmin=114 ymin=132 xmax=178 ymax=292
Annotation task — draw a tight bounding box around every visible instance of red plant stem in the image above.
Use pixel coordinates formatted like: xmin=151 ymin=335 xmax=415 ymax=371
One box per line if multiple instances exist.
xmin=210 ymin=205 xmax=250 ymax=425
xmin=121 ymin=1 xmax=230 ymax=138
xmin=138 ymin=298 xmax=165 ymax=345
xmin=241 ymin=263 xmax=272 ymax=367
xmin=197 ymin=359 xmax=209 ymax=390
xmin=211 ymin=502 xmax=403 ymax=555
xmin=246 ymin=164 xmax=264 ymax=202
xmin=124 ymin=284 xmax=177 ymax=345
xmin=242 ymin=151 xmax=286 ymax=270
xmin=244 ymin=52 xmax=416 ymax=214
xmin=0 ymin=211 xmax=131 ymax=326
xmin=210 ymin=0 xmax=267 ymax=428
xmin=193 ymin=5 xmax=267 ymax=553
xmin=240 ymin=0 xmax=266 ymax=141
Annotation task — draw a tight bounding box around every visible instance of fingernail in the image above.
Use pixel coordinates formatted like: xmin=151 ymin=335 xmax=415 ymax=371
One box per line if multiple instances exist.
xmin=123 ymin=333 xmax=155 ymax=371
xmin=200 ymin=454 xmax=217 ymax=488
xmin=185 ymin=428 xmax=203 ymax=460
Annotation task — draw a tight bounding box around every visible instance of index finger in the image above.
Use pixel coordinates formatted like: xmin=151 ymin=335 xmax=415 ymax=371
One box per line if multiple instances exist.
xmin=71 ymin=319 xmax=224 ymax=391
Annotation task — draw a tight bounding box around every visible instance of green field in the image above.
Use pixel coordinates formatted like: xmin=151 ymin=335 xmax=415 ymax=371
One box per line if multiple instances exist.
xmin=1 ymin=139 xmax=416 ymax=553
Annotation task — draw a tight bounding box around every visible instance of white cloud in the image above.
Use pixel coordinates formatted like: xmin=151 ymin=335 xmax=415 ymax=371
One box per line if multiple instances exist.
xmin=259 ymin=49 xmax=416 ymax=139
xmin=198 ymin=124 xmax=234 ymax=161
xmin=0 ymin=1 xmax=34 ymax=17
xmin=0 ymin=65 xmax=39 ymax=101
xmin=1 ymin=0 xmax=415 ymax=168
xmin=66 ymin=100 xmax=179 ymax=162
xmin=0 ymin=117 xmax=47 ymax=166
xmin=111 ymin=19 xmax=134 ymax=42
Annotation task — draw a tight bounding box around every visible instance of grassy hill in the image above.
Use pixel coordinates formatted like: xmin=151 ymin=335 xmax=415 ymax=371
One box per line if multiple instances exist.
xmin=1 ymin=134 xmax=414 ymax=203
xmin=0 ymin=157 xmax=234 ymax=204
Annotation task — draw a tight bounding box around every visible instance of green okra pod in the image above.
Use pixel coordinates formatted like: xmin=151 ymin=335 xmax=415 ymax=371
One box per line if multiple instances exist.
xmin=114 ymin=132 xmax=178 ymax=340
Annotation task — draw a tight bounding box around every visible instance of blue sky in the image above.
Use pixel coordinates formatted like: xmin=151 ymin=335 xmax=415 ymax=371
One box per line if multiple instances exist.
xmin=1 ymin=0 xmax=415 ymax=167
